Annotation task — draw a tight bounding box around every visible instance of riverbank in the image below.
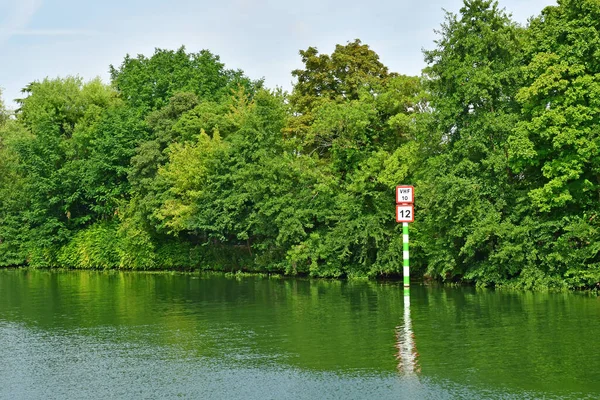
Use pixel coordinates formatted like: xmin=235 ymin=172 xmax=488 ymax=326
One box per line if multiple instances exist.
xmin=3 ymin=265 xmax=598 ymax=293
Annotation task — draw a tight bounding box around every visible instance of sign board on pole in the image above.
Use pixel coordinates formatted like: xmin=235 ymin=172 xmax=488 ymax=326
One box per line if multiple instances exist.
xmin=396 ymin=186 xmax=414 ymax=204
xmin=396 ymin=204 xmax=414 ymax=223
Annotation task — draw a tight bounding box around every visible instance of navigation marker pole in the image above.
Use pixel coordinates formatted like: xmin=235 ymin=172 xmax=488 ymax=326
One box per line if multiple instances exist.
xmin=396 ymin=186 xmax=418 ymax=375
xmin=403 ymin=222 xmax=410 ymax=296
xmin=396 ymin=185 xmax=414 ymax=296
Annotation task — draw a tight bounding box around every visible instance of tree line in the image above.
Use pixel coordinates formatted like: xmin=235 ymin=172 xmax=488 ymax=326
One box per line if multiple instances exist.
xmin=1 ymin=0 xmax=599 ymax=289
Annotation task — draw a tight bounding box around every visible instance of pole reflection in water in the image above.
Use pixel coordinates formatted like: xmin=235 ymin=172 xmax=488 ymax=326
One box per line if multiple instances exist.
xmin=396 ymin=291 xmax=420 ymax=375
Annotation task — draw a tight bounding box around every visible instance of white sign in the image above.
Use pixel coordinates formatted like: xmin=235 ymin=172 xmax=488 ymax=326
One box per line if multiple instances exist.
xmin=396 ymin=204 xmax=414 ymax=223
xmin=396 ymin=186 xmax=414 ymax=204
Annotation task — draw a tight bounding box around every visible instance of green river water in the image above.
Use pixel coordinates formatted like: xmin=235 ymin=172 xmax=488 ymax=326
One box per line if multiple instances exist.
xmin=0 ymin=269 xmax=599 ymax=399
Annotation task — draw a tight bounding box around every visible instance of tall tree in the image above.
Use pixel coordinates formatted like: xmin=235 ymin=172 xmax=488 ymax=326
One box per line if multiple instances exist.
xmin=419 ymin=0 xmax=526 ymax=284
xmin=507 ymin=0 xmax=600 ymax=287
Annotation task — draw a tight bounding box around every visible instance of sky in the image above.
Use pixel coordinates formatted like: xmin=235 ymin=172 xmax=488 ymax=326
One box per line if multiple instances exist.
xmin=1 ymin=0 xmax=556 ymax=109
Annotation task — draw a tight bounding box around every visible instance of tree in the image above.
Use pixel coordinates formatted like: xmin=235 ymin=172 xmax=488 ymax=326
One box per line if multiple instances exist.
xmin=290 ymin=39 xmax=392 ymax=113
xmin=155 ymin=89 xmax=293 ymax=263
xmin=8 ymin=77 xmax=148 ymax=265
xmin=109 ymin=46 xmax=258 ymax=111
xmin=419 ymin=0 xmax=527 ymax=284
xmin=284 ymin=41 xmax=430 ymax=277
xmin=287 ymin=40 xmax=399 ymax=158
xmin=507 ymin=0 xmax=600 ymax=287
xmin=509 ymin=0 xmax=600 ymax=213
xmin=0 ymin=116 xmax=29 ymax=266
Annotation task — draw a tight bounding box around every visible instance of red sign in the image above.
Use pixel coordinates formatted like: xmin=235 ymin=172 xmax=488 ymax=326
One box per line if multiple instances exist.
xmin=396 ymin=204 xmax=414 ymax=223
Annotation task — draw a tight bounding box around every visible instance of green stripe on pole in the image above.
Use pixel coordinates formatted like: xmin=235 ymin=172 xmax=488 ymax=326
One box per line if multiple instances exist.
xmin=402 ymin=222 xmax=409 ymax=289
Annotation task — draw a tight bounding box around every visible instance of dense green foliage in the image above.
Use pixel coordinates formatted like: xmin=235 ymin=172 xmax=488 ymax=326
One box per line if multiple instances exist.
xmin=1 ymin=1 xmax=600 ymax=289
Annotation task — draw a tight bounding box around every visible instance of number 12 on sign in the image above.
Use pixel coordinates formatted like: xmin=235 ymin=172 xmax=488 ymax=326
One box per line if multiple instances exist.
xmin=396 ymin=204 xmax=414 ymax=223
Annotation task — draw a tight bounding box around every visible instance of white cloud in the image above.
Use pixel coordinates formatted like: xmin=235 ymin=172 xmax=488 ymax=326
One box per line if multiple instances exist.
xmin=11 ymin=29 xmax=99 ymax=36
xmin=0 ymin=0 xmax=43 ymax=44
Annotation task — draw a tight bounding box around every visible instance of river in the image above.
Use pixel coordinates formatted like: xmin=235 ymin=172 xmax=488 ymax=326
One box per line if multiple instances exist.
xmin=0 ymin=269 xmax=598 ymax=399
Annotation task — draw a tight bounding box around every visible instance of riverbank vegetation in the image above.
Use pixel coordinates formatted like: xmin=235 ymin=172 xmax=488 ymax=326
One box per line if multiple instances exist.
xmin=1 ymin=0 xmax=600 ymax=290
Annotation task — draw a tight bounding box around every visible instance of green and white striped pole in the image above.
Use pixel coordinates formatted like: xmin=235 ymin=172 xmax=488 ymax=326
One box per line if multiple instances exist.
xmin=396 ymin=185 xmax=414 ymax=296
xmin=403 ymin=222 xmax=410 ymax=296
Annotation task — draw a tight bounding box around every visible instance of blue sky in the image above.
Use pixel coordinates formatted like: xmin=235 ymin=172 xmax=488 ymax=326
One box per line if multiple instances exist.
xmin=1 ymin=0 xmax=556 ymax=109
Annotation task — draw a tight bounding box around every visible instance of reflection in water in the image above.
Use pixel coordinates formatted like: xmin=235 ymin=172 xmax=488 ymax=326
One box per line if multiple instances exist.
xmin=396 ymin=292 xmax=420 ymax=375
xmin=3 ymin=270 xmax=600 ymax=398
